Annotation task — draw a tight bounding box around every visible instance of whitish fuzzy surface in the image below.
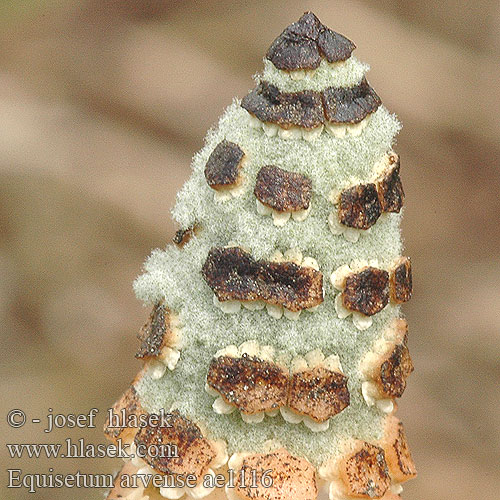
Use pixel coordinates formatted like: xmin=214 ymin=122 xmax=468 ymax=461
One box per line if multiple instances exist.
xmin=260 ymin=56 xmax=370 ymax=92
xmin=133 ymin=64 xmax=402 ymax=467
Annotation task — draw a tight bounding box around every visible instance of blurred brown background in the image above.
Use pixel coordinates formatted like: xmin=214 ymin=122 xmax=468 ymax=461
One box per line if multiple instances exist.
xmin=0 ymin=1 xmax=499 ymax=499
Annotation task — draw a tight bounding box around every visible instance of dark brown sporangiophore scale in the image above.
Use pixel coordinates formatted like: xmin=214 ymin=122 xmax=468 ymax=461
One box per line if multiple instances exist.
xmin=376 ymin=154 xmax=404 ymax=213
xmin=390 ymin=257 xmax=412 ymax=303
xmin=335 ymin=152 xmax=404 ymax=231
xmin=173 ymin=225 xmax=199 ymax=247
xmin=266 ymin=12 xmax=355 ymax=71
xmin=339 ymin=442 xmax=391 ymax=498
xmin=204 ymin=140 xmax=245 ymax=191
xmin=254 ymin=165 xmax=312 ymax=212
xmin=134 ymin=410 xmax=215 ymax=478
xmin=323 ymin=77 xmax=382 ymax=124
xmin=381 ymin=416 xmax=417 ymax=484
xmin=103 ymin=385 xmax=144 ymax=445
xmin=135 ymin=302 xmax=172 ymax=360
xmin=206 ymin=354 xmax=289 ymax=414
xmin=202 ymin=247 xmax=324 ymax=312
xmin=379 ymin=331 xmax=414 ymax=398
xmin=338 ymin=183 xmax=382 ymax=229
xmin=235 ymin=449 xmax=318 ymax=500
xmin=342 ymin=267 xmax=390 ymax=316
xmin=241 ymin=81 xmax=324 ymax=129
xmin=242 ymin=78 xmax=382 ymax=129
xmin=287 ymin=366 xmax=350 ymax=422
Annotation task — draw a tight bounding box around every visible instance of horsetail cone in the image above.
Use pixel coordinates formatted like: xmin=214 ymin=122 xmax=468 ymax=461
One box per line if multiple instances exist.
xmin=105 ymin=12 xmax=416 ymax=500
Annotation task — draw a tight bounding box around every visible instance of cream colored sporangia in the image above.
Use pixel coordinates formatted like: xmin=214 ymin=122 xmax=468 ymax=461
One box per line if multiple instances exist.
xmin=105 ymin=11 xmax=416 ymax=500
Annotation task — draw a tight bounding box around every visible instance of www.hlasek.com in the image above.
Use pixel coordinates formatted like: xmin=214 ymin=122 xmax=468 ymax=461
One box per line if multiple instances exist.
xmin=6 ymin=437 xmax=173 ymax=460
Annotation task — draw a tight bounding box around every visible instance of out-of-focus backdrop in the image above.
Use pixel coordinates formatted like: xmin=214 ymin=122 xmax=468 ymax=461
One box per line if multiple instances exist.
xmin=0 ymin=1 xmax=499 ymax=499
